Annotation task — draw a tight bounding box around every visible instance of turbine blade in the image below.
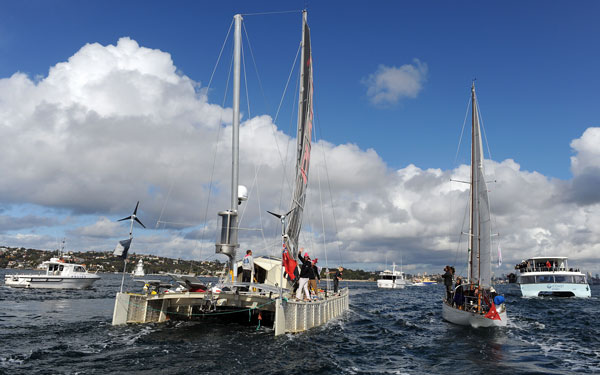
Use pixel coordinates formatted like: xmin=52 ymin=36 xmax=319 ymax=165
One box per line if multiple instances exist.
xmin=267 ymin=210 xmax=282 ymax=219
xmin=133 ymin=201 xmax=140 ymax=215
xmin=118 ymin=216 xmax=132 ymax=222
xmin=285 ymin=207 xmax=295 ymax=217
xmin=135 ymin=217 xmax=146 ymax=228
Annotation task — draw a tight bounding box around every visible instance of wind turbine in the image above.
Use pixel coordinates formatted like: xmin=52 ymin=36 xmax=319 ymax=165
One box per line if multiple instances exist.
xmin=116 ymin=201 xmax=146 ymax=292
xmin=118 ymin=201 xmax=146 ymax=239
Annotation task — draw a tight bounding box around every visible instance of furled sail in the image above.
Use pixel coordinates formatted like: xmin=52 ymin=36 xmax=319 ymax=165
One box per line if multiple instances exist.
xmin=285 ymin=11 xmax=313 ymax=255
xmin=469 ymin=85 xmax=492 ymax=287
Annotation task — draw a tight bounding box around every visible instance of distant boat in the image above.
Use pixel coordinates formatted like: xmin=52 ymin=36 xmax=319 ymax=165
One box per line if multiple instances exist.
xmin=4 ymin=257 xmax=100 ymax=289
xmin=515 ymin=256 xmax=590 ymax=297
xmin=377 ymin=263 xmax=406 ymax=289
xmin=133 ymin=259 xmax=145 ymax=277
xmin=441 ymin=83 xmax=507 ymax=328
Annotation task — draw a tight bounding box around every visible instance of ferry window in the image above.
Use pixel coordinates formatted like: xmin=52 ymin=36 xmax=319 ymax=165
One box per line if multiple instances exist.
xmin=536 ymin=275 xmax=554 ymax=283
xmin=59 ymin=265 xmax=64 ymax=271
xmin=554 ymin=275 xmax=571 ymax=283
xmin=74 ymin=266 xmax=85 ymax=272
xmin=574 ymin=275 xmax=586 ymax=284
xmin=520 ymin=276 xmax=535 ymax=284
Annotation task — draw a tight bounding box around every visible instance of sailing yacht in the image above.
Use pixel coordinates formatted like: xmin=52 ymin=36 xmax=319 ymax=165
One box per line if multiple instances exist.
xmin=441 ymin=83 xmax=507 ymax=328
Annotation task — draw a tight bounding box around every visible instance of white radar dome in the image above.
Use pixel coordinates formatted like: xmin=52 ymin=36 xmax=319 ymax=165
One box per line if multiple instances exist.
xmin=238 ymin=185 xmax=248 ymax=203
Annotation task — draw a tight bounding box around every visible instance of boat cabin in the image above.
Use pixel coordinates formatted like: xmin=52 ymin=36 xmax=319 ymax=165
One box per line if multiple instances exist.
xmin=514 ymin=257 xmax=580 ymax=273
xmin=235 ymin=255 xmax=294 ymax=289
xmin=44 ymin=259 xmax=88 ymax=276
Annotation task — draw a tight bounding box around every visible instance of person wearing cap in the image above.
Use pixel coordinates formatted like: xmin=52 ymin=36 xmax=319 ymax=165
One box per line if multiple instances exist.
xmin=296 ymin=250 xmax=312 ymax=300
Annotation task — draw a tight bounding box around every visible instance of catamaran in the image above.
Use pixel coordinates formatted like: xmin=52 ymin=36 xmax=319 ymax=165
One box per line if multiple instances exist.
xmin=515 ymin=256 xmax=591 ymax=297
xmin=112 ymin=11 xmax=348 ymax=335
xmin=442 ymin=83 xmax=507 ymax=328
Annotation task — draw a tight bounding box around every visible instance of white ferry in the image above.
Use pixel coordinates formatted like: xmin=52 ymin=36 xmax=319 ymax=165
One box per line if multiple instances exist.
xmin=377 ymin=263 xmax=406 ymax=289
xmin=4 ymin=257 xmax=100 ymax=289
xmin=515 ymin=256 xmax=591 ymax=297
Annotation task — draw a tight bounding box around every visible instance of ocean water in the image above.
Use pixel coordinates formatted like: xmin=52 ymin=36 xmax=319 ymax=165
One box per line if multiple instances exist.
xmin=1 ymin=269 xmax=599 ymax=375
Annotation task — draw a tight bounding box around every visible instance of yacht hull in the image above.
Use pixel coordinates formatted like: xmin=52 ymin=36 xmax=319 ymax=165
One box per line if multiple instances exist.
xmin=442 ymin=301 xmax=507 ymax=328
xmin=377 ymin=280 xmax=406 ymax=289
xmin=4 ymin=275 xmax=100 ymax=289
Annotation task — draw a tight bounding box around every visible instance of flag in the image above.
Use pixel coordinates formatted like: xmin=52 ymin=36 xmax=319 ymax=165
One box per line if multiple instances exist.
xmin=484 ymin=302 xmax=501 ymax=321
xmin=498 ymin=245 xmax=502 ymax=267
xmin=114 ymin=238 xmax=132 ymax=259
xmin=282 ymin=243 xmax=298 ymax=281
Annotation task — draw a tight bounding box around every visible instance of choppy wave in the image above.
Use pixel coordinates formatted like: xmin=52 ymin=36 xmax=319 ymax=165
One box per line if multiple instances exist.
xmin=1 ymin=270 xmax=599 ymax=374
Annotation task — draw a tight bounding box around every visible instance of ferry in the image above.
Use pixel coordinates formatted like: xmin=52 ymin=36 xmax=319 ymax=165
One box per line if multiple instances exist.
xmin=377 ymin=263 xmax=406 ymax=289
xmin=4 ymin=257 xmax=100 ymax=289
xmin=515 ymin=257 xmax=591 ymax=297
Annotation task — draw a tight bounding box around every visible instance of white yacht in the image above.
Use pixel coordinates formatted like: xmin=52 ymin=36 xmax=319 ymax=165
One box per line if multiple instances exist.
xmin=515 ymin=256 xmax=591 ymax=297
xmin=4 ymin=257 xmax=100 ymax=289
xmin=377 ymin=263 xmax=406 ymax=289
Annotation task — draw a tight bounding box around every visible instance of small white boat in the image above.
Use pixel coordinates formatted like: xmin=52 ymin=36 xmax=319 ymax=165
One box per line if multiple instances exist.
xmin=377 ymin=263 xmax=406 ymax=289
xmin=133 ymin=259 xmax=145 ymax=277
xmin=515 ymin=257 xmax=591 ymax=297
xmin=4 ymin=257 xmax=100 ymax=289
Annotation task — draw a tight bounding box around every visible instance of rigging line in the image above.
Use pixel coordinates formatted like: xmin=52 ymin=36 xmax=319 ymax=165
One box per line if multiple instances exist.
xmin=242 ymin=22 xmax=272 ymax=116
xmin=276 ymin=44 xmax=302 ymax=214
xmin=198 ymin=45 xmax=235 ymax=258
xmin=207 ymin=19 xmax=234 ymax=92
xmin=241 ymin=9 xmax=303 ymax=16
xmin=313 ymin=98 xmax=344 ymax=268
xmin=155 ymin=20 xmax=234 ymax=234
xmin=244 ymin=21 xmax=300 ymax=222
xmin=454 ymin=95 xmax=471 ymax=166
xmin=317 ymin=158 xmax=331 ymax=276
xmin=274 ymin=42 xmax=301 ymax=124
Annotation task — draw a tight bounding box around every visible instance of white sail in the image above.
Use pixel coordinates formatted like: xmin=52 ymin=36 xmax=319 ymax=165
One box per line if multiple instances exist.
xmin=285 ymin=11 xmax=313 ymax=255
xmin=469 ymin=85 xmax=492 ymax=288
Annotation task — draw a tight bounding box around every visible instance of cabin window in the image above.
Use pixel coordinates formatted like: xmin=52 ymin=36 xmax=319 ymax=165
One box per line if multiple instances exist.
xmin=574 ymin=275 xmax=586 ymax=284
xmin=520 ymin=276 xmax=535 ymax=284
xmin=74 ymin=266 xmax=85 ymax=272
xmin=536 ymin=275 xmax=554 ymax=283
xmin=554 ymin=275 xmax=572 ymax=283
xmin=59 ymin=265 xmax=64 ymax=271
xmin=381 ymin=275 xmax=395 ymax=280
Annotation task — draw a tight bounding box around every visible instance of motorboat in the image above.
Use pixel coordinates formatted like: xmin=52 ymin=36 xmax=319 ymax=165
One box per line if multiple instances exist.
xmin=515 ymin=256 xmax=591 ymax=297
xmin=377 ymin=263 xmax=406 ymax=289
xmin=4 ymin=257 xmax=100 ymax=289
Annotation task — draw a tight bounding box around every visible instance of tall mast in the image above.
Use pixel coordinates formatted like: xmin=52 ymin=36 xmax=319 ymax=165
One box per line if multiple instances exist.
xmin=469 ymin=82 xmax=477 ymax=284
xmin=231 ymin=14 xmax=242 ymax=213
xmin=215 ymin=14 xmax=242 ymax=278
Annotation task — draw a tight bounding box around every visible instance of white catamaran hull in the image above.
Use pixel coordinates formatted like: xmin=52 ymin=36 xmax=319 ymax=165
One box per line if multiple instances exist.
xmin=4 ymin=275 xmax=100 ymax=289
xmin=520 ymin=283 xmax=591 ymax=298
xmin=442 ymin=302 xmax=507 ymax=328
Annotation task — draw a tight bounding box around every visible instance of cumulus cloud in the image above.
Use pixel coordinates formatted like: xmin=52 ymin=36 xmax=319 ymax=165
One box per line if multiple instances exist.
xmin=362 ymin=59 xmax=428 ymax=106
xmin=0 ymin=38 xmax=599 ymax=275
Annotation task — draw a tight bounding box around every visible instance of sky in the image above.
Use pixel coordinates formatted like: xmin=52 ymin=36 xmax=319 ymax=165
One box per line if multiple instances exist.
xmin=0 ymin=1 xmax=599 ymax=276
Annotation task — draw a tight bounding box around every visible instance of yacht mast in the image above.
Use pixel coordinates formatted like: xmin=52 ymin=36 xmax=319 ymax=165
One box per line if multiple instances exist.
xmin=215 ymin=14 xmax=242 ymax=279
